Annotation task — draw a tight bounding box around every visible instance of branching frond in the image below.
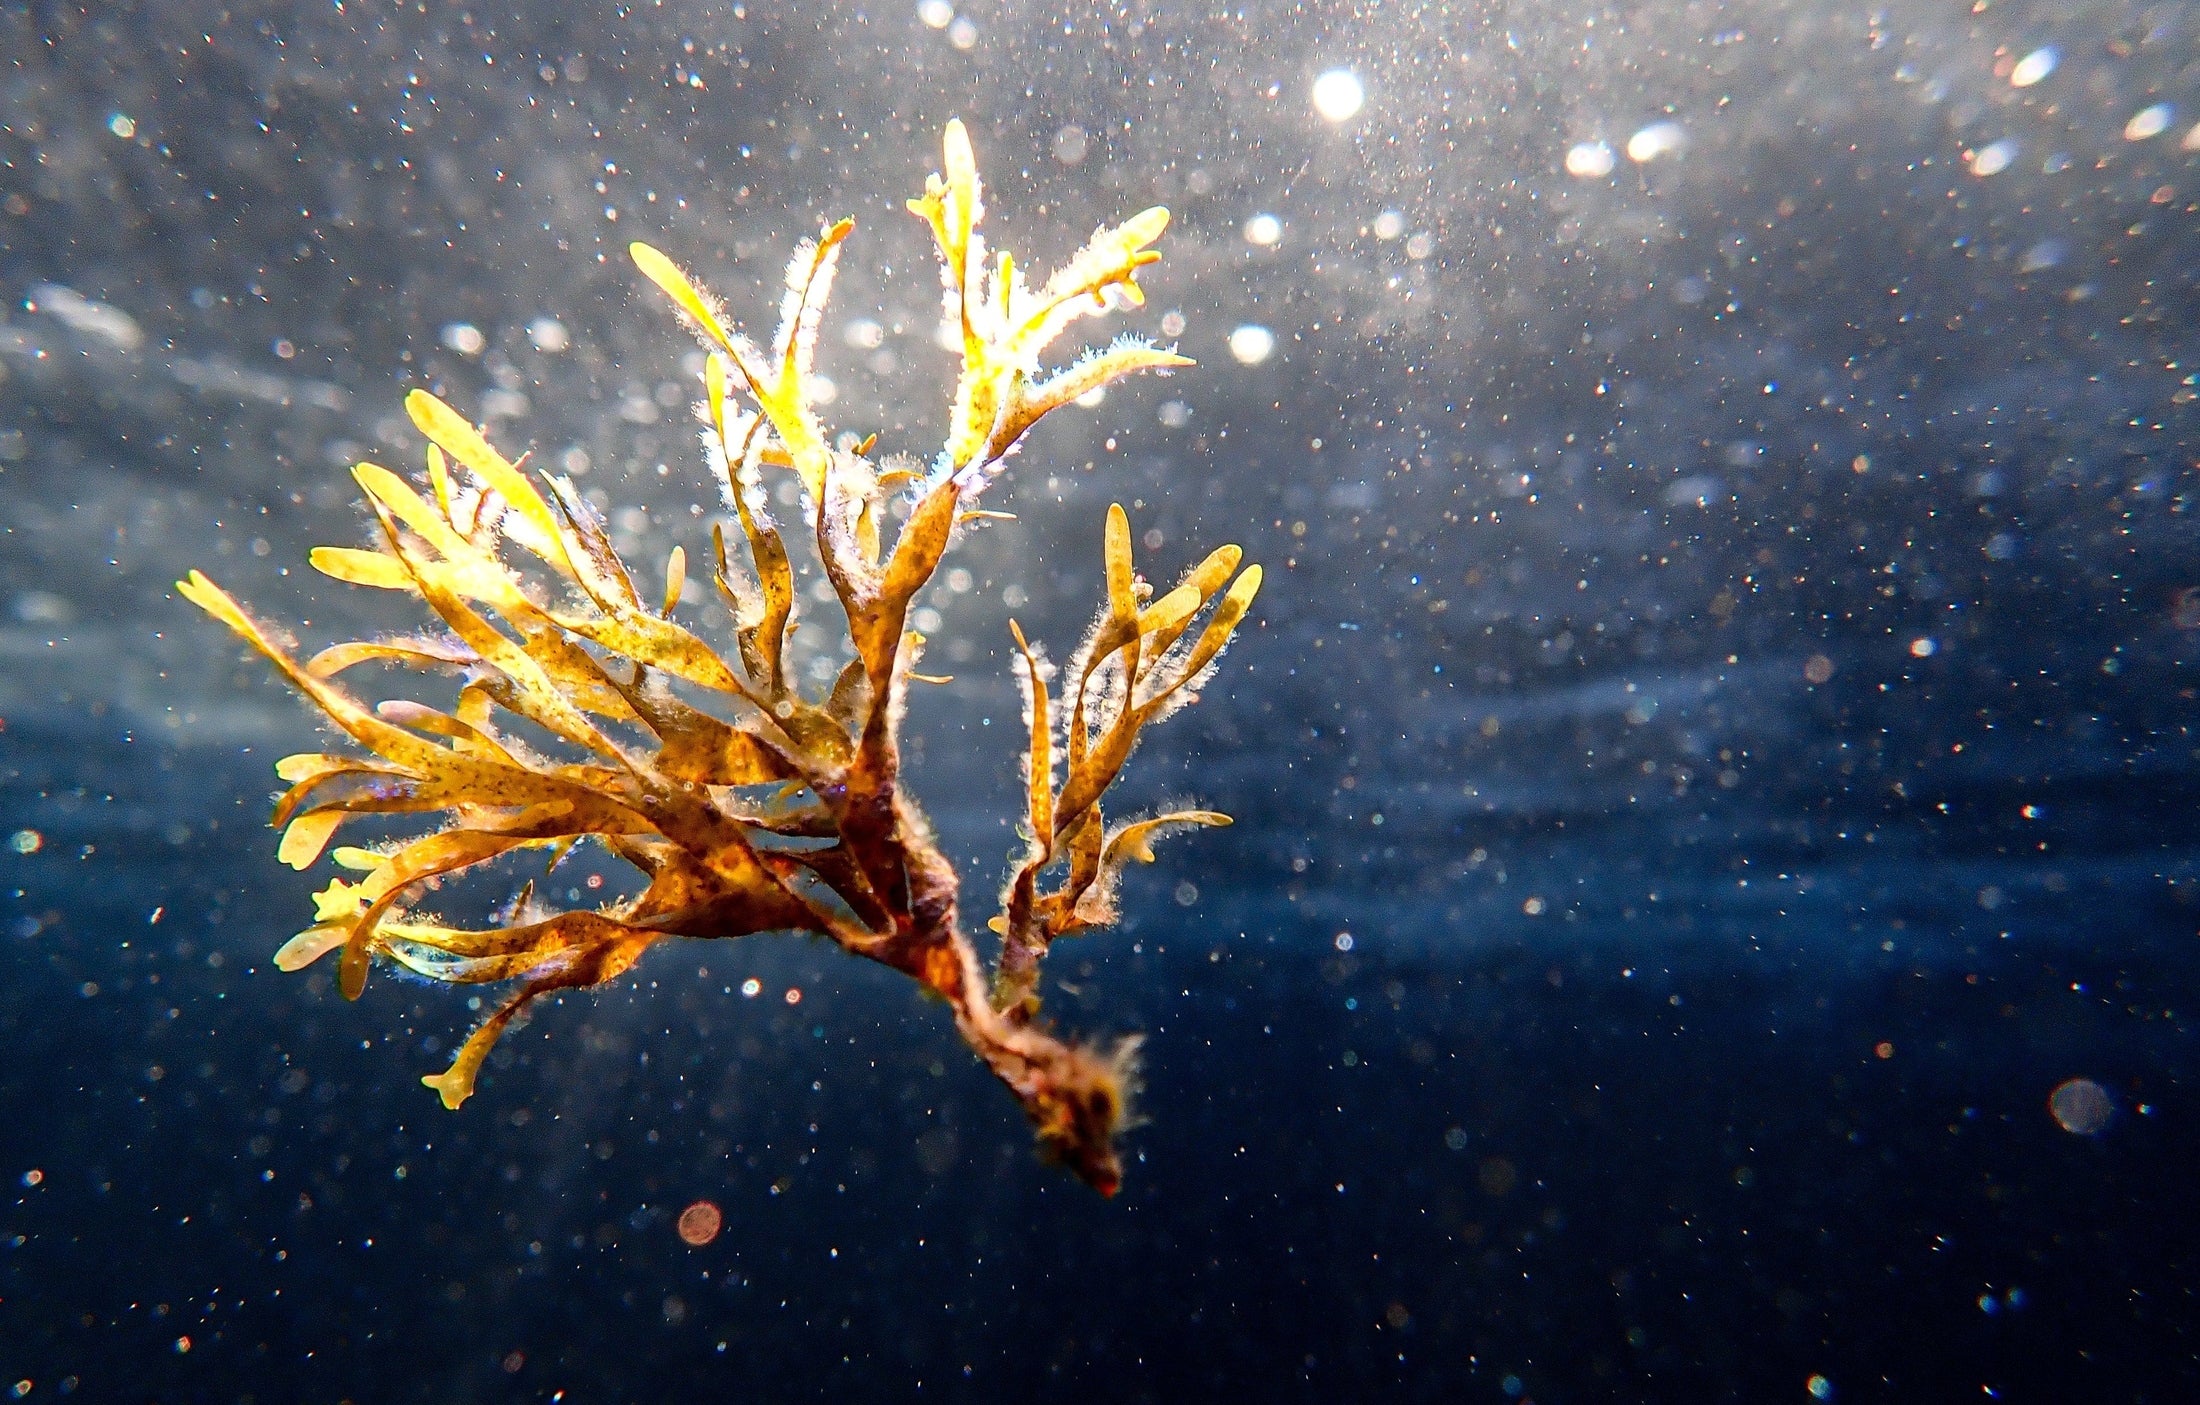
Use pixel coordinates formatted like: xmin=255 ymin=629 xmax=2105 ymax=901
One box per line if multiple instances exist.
xmin=181 ymin=121 xmax=1261 ymax=1200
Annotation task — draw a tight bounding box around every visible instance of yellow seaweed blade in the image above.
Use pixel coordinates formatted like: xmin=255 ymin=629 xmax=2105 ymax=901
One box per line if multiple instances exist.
xmin=277 ymin=810 xmax=345 ymax=871
xmin=1008 ymin=619 xmax=1055 ymax=849
xmin=274 ymin=926 xmax=346 ymax=973
xmin=1011 ymin=207 xmax=1172 ymax=359
xmin=1103 ymin=503 xmax=1136 ymax=626
xmin=304 ymin=638 xmax=473 ymax=680
xmin=275 ymin=752 xmax=351 ymax=784
xmin=312 ymin=877 xmax=368 ymax=923
xmin=310 ymin=547 xmax=412 ymax=590
xmin=404 ymin=390 xmax=577 ymax=581
xmin=422 ymin=1060 xmax=482 ymax=1110
xmin=629 ymin=241 xmax=740 ymax=355
xmin=1104 ymin=810 xmax=1231 ymax=867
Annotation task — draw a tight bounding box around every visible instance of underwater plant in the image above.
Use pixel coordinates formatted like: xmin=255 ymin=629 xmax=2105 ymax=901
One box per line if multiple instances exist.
xmin=178 ymin=121 xmax=1259 ymax=1196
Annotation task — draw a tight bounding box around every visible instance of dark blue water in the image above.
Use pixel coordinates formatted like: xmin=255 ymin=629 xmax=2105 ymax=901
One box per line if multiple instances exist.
xmin=4 ymin=2 xmax=2198 ymax=1400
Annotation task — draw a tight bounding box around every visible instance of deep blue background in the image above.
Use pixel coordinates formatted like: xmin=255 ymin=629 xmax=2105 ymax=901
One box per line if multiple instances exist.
xmin=3 ymin=1 xmax=2197 ymax=1400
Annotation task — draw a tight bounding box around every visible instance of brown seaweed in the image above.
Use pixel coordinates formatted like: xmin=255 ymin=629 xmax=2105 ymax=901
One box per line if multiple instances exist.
xmin=179 ymin=120 xmax=1259 ymax=1196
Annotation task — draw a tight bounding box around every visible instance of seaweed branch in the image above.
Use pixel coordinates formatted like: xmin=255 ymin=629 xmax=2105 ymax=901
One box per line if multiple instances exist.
xmin=180 ymin=120 xmax=1259 ymax=1195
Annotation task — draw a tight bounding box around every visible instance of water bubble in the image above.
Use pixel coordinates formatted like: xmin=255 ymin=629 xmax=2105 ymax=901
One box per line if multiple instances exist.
xmin=2124 ymin=104 xmax=2172 ymax=142
xmin=527 ymin=317 xmax=570 ymax=353
xmin=2009 ymin=47 xmax=2057 ymax=88
xmin=1242 ymin=213 xmax=1283 ymax=247
xmin=7 ymin=830 xmax=41 ymax=856
xmin=916 ymin=0 xmax=952 ymax=28
xmin=1969 ymin=139 xmax=2017 ymax=176
xmin=1050 ymin=124 xmax=1089 ymax=166
xmin=1565 ymin=141 xmax=1616 ymax=178
xmin=440 ymin=322 xmax=486 ymax=356
xmin=676 ymin=1199 xmax=723 ymax=1246
xmin=1371 ymin=210 xmax=1406 ymax=241
xmin=30 ymin=283 xmax=143 ymax=350
xmin=2171 ymin=587 xmax=2200 ymax=630
xmin=1311 ymin=69 xmax=1364 ymax=122
xmin=108 ymin=113 xmax=136 ymax=139
xmin=1227 ymin=324 xmax=1276 ymax=365
xmin=2017 ymin=239 xmax=2066 ymax=273
xmin=2049 ymin=1077 xmax=2113 ymax=1135
xmin=1625 ymin=121 xmax=1685 ymax=163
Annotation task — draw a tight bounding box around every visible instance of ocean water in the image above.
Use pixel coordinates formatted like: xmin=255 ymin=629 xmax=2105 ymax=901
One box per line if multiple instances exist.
xmin=2 ymin=2 xmax=2196 ymax=1400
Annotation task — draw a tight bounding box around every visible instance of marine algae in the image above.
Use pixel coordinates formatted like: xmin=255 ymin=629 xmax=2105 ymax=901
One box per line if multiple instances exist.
xmin=179 ymin=121 xmax=1259 ymax=1195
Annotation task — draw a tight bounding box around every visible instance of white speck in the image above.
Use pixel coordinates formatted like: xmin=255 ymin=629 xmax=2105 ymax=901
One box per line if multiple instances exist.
xmin=108 ymin=113 xmax=136 ymax=139
xmin=1227 ymin=324 xmax=1276 ymax=365
xmin=916 ymin=0 xmax=952 ymax=27
xmin=1969 ymin=139 xmax=2018 ymax=176
xmin=842 ymin=317 xmax=885 ymax=350
xmin=1073 ymin=387 xmax=1106 ymax=408
xmin=2124 ymin=103 xmax=2172 ymax=142
xmin=2009 ymin=46 xmax=2057 ymax=88
xmin=440 ymin=322 xmax=486 ymax=356
xmin=1405 ymin=232 xmax=1434 ymax=260
xmin=527 ymin=317 xmax=569 ymax=353
xmin=1156 ymin=399 xmax=1191 ymax=428
xmin=1051 ymin=124 xmax=1089 ymax=166
xmin=1311 ymin=69 xmax=1364 ymax=122
xmin=2185 ymin=121 xmax=2200 ymax=153
xmin=1242 ymin=213 xmax=1283 ymax=247
xmin=1909 ymin=637 xmax=1936 ymax=658
xmin=1371 ymin=209 xmax=1406 ymax=241
xmin=1565 ymin=141 xmax=1616 ymax=178
xmin=1625 ymin=121 xmax=1685 ymax=163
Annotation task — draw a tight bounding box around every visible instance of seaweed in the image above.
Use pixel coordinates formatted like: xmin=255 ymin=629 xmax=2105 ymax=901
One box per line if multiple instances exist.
xmin=178 ymin=122 xmax=1259 ymax=1196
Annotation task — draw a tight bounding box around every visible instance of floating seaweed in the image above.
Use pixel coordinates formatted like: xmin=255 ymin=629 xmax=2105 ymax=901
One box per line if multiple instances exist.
xmin=179 ymin=121 xmax=1260 ymax=1195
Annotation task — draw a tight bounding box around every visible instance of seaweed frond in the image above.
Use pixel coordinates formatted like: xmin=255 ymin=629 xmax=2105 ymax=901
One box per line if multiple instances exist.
xmin=180 ymin=120 xmax=1260 ymax=1196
